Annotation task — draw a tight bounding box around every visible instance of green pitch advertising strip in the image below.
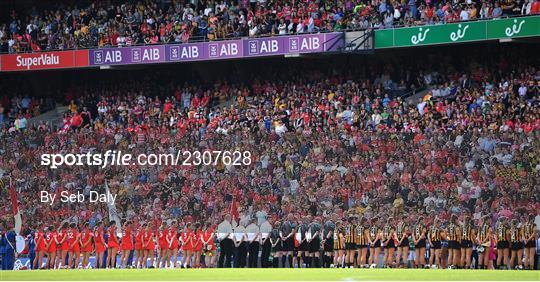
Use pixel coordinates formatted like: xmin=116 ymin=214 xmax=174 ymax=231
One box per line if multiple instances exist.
xmin=375 ymin=15 xmax=540 ymax=48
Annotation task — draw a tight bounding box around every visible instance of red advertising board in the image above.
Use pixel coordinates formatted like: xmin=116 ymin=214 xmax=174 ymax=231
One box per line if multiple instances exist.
xmin=0 ymin=50 xmax=89 ymax=71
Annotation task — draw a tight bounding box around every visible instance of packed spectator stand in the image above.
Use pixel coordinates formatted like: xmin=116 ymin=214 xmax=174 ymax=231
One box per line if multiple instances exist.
xmin=1 ymin=0 xmax=540 ymax=53
xmin=0 ymin=76 xmax=56 ymax=127
xmin=0 ymin=44 xmax=538 ymax=269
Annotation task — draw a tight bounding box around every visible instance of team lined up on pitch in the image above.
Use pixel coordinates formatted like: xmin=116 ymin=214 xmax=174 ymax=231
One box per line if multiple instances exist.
xmin=27 ymin=214 xmax=536 ymax=270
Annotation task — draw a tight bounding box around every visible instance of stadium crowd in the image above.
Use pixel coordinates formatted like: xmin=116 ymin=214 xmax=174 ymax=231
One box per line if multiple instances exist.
xmin=1 ymin=0 xmax=540 ymax=53
xmin=0 ymin=76 xmax=57 ymax=129
xmin=0 ymin=46 xmax=539 ymax=270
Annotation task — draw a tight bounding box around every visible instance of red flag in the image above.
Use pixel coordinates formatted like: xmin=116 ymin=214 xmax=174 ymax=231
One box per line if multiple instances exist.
xmin=9 ymin=178 xmax=22 ymax=234
xmin=30 ymin=41 xmax=41 ymax=51
xmin=230 ymin=196 xmax=239 ymax=222
xmin=9 ymin=180 xmax=18 ymax=215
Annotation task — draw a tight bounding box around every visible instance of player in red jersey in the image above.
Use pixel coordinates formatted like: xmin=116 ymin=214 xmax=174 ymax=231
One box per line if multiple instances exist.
xmin=106 ymin=221 xmax=119 ymax=268
xmin=142 ymin=224 xmax=155 ymax=268
xmin=94 ymin=222 xmax=106 ymax=269
xmin=193 ymin=223 xmax=203 ymax=268
xmin=56 ymin=222 xmax=69 ymax=269
xmin=33 ymin=223 xmax=46 ymax=269
xmin=120 ymin=221 xmax=134 ymax=269
xmin=180 ymin=223 xmax=193 ymax=268
xmin=45 ymin=225 xmax=58 ymax=269
xmin=157 ymin=222 xmax=169 ymax=268
xmin=168 ymin=220 xmax=180 ymax=268
xmin=67 ymin=222 xmax=81 ymax=268
xmin=202 ymin=221 xmax=216 ymax=268
xmin=134 ymin=224 xmax=144 ymax=268
xmin=80 ymin=223 xmax=93 ymax=268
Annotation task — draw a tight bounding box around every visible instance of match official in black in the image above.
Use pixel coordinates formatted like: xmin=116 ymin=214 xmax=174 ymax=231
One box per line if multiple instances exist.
xmin=246 ymin=218 xmax=260 ymax=268
xmin=260 ymin=218 xmax=273 ymax=268
xmin=217 ymin=214 xmax=234 ymax=268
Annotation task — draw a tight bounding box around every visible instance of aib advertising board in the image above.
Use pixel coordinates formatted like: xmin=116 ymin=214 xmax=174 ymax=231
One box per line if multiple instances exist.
xmin=88 ymin=33 xmax=343 ymax=66
xmin=0 ymin=32 xmax=343 ymax=71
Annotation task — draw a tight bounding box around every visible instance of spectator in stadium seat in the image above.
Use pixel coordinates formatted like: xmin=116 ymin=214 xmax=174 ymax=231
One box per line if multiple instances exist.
xmin=492 ymin=2 xmax=504 ymax=17
xmin=531 ymin=0 xmax=540 ymax=13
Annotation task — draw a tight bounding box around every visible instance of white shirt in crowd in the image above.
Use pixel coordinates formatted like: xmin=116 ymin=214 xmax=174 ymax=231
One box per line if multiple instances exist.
xmin=278 ymin=23 xmax=287 ymax=34
xmin=256 ymin=210 xmax=267 ymax=225
xmin=233 ymin=225 xmax=246 ymax=242
xmin=260 ymin=155 xmax=269 ymax=169
xmin=245 ymin=223 xmax=260 ymax=242
xmin=216 ymin=2 xmax=226 ymax=13
xmin=417 ymin=101 xmax=427 ymax=115
xmin=518 ymin=86 xmax=527 ymax=97
xmin=217 ymin=219 xmax=233 ymax=240
xmin=460 ymin=10 xmax=469 ymax=21
xmin=371 ymin=113 xmax=382 ymax=125
xmin=424 ymin=195 xmax=436 ymax=207
xmin=260 ymin=220 xmax=272 ymax=234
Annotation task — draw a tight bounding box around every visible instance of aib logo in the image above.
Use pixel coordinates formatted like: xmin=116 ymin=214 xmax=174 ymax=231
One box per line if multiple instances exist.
xmin=289 ymin=38 xmax=299 ymax=51
xmin=170 ymin=47 xmax=179 ymax=60
xmin=209 ymin=44 xmax=218 ymax=57
xmin=249 ymin=41 xmax=258 ymax=54
xmin=132 ymin=49 xmax=141 ymax=62
xmin=94 ymin=51 xmax=103 ymax=64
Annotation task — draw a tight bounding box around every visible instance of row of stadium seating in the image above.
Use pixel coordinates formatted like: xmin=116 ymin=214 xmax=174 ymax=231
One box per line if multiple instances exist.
xmin=1 ymin=0 xmax=539 ymax=53
xmin=0 ymin=76 xmax=58 ymax=125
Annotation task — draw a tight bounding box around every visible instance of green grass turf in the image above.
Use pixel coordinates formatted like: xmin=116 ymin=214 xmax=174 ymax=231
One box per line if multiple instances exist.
xmin=1 ymin=269 xmax=539 ymax=281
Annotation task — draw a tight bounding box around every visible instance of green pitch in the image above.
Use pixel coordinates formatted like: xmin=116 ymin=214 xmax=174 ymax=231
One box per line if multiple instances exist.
xmin=1 ymin=269 xmax=539 ymax=281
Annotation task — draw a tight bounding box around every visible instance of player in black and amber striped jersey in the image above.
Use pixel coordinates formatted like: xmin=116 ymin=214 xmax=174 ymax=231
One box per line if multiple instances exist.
xmin=522 ymin=215 xmax=537 ymax=270
xmin=509 ymin=219 xmax=524 ymax=269
xmin=412 ymin=216 xmax=427 ymax=268
xmin=495 ymin=217 xmax=510 ymax=269
xmin=427 ymin=217 xmax=443 ymax=269
xmin=344 ymin=217 xmax=357 ymax=268
xmin=395 ymin=215 xmax=409 ymax=268
xmin=355 ymin=217 xmax=368 ymax=268
xmin=333 ymin=220 xmax=345 ymax=268
xmin=460 ymin=216 xmax=475 ymax=269
xmin=367 ymin=218 xmax=382 ymax=268
xmin=447 ymin=215 xmax=461 ymax=269
xmin=382 ymin=217 xmax=396 ymax=268
xmin=476 ymin=215 xmax=494 ymax=269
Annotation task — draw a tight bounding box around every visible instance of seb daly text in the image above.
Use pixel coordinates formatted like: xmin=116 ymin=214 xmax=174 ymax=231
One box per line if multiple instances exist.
xmin=40 ymin=190 xmax=116 ymax=206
